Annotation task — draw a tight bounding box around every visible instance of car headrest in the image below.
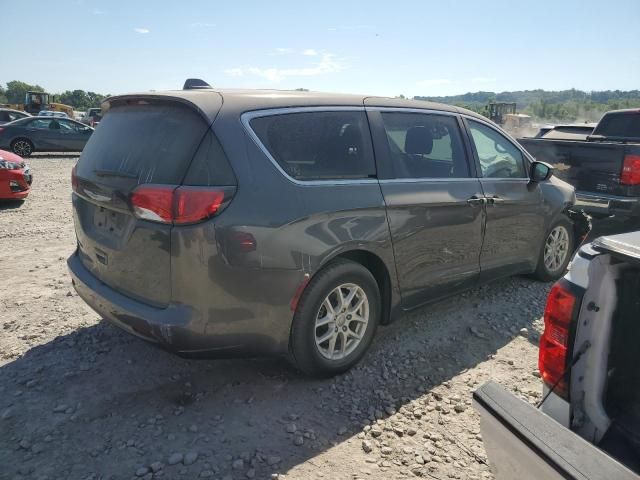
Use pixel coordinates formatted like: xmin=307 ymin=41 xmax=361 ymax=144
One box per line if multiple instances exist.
xmin=405 ymin=126 xmax=433 ymax=155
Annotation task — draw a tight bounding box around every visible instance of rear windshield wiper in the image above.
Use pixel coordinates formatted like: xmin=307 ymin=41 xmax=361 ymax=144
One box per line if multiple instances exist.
xmin=93 ymin=169 xmax=138 ymax=179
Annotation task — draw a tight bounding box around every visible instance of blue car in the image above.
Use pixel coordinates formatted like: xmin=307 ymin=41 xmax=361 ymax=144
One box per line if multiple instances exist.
xmin=0 ymin=116 xmax=94 ymax=156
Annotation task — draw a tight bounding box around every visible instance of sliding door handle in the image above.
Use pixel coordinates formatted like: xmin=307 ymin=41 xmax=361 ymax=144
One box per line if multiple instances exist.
xmin=466 ymin=196 xmax=485 ymax=206
xmin=486 ymin=195 xmax=505 ymax=205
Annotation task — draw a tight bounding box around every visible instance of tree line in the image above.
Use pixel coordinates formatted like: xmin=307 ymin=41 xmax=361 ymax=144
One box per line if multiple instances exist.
xmin=0 ymin=80 xmax=110 ymax=111
xmin=415 ymin=88 xmax=640 ymax=122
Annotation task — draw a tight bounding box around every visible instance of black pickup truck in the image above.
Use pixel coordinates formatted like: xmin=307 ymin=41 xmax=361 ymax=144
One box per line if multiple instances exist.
xmin=519 ymin=109 xmax=640 ymax=222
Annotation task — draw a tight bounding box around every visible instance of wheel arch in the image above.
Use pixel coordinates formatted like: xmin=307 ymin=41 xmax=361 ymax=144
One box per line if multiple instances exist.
xmin=10 ymin=137 xmax=35 ymax=155
xmin=314 ymin=247 xmax=398 ymax=325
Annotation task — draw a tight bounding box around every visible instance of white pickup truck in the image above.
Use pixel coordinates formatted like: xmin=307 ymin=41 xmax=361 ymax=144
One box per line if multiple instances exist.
xmin=474 ymin=231 xmax=640 ymax=479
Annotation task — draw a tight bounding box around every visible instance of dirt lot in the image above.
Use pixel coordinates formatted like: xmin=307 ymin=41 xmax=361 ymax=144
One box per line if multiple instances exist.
xmin=1 ymin=156 xmax=553 ymax=480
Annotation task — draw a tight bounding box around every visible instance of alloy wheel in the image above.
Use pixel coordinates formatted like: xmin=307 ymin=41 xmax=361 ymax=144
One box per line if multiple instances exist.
xmin=13 ymin=140 xmax=32 ymax=156
xmin=314 ymin=283 xmax=369 ymax=360
xmin=544 ymin=225 xmax=570 ymax=272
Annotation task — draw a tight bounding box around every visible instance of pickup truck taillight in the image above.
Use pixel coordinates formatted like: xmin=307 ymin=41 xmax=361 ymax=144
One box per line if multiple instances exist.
xmin=539 ymin=280 xmax=583 ymax=400
xmin=620 ymin=154 xmax=640 ymax=185
xmin=130 ymin=185 xmax=230 ymax=224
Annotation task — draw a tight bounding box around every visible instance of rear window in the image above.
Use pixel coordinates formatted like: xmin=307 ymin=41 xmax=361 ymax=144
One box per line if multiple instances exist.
xmin=77 ymin=103 xmax=209 ymax=184
xmin=594 ymin=112 xmax=640 ymax=138
xmin=250 ymin=111 xmax=375 ymax=181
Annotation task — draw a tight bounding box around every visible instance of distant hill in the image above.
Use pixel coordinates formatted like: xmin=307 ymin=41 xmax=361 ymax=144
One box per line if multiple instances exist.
xmin=414 ymin=89 xmax=640 ymax=122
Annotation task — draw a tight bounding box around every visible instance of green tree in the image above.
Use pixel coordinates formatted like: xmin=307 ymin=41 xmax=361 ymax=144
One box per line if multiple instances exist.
xmin=0 ymin=85 xmax=7 ymax=104
xmin=5 ymin=80 xmax=45 ymax=103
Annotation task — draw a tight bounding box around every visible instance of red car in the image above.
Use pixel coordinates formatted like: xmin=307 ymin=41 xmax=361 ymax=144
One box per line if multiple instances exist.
xmin=0 ymin=149 xmax=32 ymax=200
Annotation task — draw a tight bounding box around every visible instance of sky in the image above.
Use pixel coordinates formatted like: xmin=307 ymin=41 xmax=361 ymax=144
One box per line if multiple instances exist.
xmin=2 ymin=0 xmax=639 ymax=97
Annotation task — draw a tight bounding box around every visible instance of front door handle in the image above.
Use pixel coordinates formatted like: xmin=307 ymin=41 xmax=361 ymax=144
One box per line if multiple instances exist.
xmin=466 ymin=196 xmax=486 ymax=206
xmin=486 ymin=195 xmax=505 ymax=205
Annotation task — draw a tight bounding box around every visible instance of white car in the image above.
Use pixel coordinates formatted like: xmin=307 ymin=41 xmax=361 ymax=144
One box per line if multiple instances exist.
xmin=475 ymin=231 xmax=640 ymax=479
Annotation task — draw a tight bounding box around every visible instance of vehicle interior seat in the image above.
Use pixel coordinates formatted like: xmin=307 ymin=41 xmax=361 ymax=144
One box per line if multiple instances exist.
xmin=404 ymin=126 xmax=451 ymax=178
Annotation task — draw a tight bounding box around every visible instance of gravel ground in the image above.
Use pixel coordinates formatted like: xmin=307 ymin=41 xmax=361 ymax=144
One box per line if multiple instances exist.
xmin=0 ymin=156 xmax=554 ymax=480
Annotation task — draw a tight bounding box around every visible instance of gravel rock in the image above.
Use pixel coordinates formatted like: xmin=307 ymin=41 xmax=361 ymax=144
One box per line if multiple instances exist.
xmin=168 ymin=453 xmax=184 ymax=465
xmin=135 ymin=467 xmax=149 ymax=477
xmin=285 ymin=423 xmax=297 ymax=433
xmin=362 ymin=440 xmax=373 ymax=453
xmin=0 ymin=161 xmax=552 ymax=480
xmin=232 ymin=459 xmax=244 ymax=470
xmin=184 ymin=451 xmax=198 ymax=465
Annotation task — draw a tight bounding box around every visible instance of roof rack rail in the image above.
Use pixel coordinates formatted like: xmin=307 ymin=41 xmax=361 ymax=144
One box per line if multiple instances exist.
xmin=183 ymin=78 xmax=212 ymax=90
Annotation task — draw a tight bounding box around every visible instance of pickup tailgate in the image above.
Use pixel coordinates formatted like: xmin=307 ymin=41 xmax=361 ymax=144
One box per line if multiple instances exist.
xmin=473 ymin=381 xmax=638 ymax=480
xmin=519 ymin=138 xmax=640 ymax=198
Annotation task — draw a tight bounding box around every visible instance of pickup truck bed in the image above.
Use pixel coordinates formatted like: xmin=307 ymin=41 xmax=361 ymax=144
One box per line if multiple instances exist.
xmin=473 ymin=381 xmax=638 ymax=480
xmin=519 ymin=137 xmax=640 ymax=219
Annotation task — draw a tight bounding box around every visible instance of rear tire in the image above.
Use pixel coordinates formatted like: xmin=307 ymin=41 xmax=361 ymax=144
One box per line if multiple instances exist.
xmin=289 ymin=260 xmax=380 ymax=377
xmin=532 ymin=216 xmax=575 ymax=282
xmin=11 ymin=138 xmax=33 ymax=157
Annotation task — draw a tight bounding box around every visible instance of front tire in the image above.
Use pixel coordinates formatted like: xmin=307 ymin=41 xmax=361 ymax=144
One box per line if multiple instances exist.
xmin=11 ymin=138 xmax=34 ymax=157
xmin=532 ymin=216 xmax=574 ymax=281
xmin=289 ymin=260 xmax=380 ymax=376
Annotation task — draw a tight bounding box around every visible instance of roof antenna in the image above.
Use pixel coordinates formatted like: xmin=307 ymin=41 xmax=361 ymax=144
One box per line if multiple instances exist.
xmin=183 ymin=78 xmax=212 ymax=90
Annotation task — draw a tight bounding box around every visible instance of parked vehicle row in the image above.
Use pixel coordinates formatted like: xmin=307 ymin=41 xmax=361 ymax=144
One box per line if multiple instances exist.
xmin=520 ymin=109 xmax=640 ymax=223
xmin=0 ymin=108 xmax=31 ymax=125
xmin=67 ymin=81 xmax=588 ymax=376
xmin=0 ymin=116 xmax=93 ymax=156
xmin=475 ymin=231 xmax=640 ymax=478
xmin=80 ymin=107 xmax=102 ymax=128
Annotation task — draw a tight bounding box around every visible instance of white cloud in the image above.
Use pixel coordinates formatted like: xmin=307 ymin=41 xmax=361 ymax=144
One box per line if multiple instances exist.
xmin=134 ymin=27 xmax=150 ymax=34
xmin=224 ymin=53 xmax=344 ymax=83
xmin=416 ymin=79 xmax=452 ymax=87
xmin=93 ymin=8 xmax=105 ymax=15
xmin=271 ymin=48 xmax=294 ymax=55
xmin=302 ymin=49 xmax=318 ymax=56
xmin=224 ymin=68 xmax=244 ymax=77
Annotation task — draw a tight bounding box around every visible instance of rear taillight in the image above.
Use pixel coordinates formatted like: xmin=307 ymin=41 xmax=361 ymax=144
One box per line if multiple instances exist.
xmin=130 ymin=185 xmax=228 ymax=224
xmin=539 ymin=280 xmax=582 ymax=399
xmin=620 ymin=154 xmax=640 ymax=185
xmin=71 ymin=165 xmax=78 ymax=192
xmin=0 ymin=127 xmax=5 ymax=133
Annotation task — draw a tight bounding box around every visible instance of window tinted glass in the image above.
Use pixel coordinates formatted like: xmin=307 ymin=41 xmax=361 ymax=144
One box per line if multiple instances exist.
xmin=380 ymin=112 xmax=469 ymax=178
xmin=468 ymin=121 xmax=527 ymax=178
xmin=31 ymin=119 xmax=52 ymax=129
xmin=77 ymin=103 xmax=209 ymax=185
xmin=183 ymin=130 xmax=237 ymax=186
xmin=594 ymin=113 xmax=640 ymax=138
xmin=0 ymin=112 xmax=8 ymax=122
xmin=250 ymin=111 xmax=375 ymax=181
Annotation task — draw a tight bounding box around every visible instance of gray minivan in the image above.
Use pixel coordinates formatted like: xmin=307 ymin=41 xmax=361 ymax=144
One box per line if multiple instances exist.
xmin=68 ymin=81 xmax=583 ymax=376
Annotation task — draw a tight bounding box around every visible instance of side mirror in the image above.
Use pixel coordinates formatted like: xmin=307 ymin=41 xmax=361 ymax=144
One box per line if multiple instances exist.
xmin=530 ymin=161 xmax=553 ymax=182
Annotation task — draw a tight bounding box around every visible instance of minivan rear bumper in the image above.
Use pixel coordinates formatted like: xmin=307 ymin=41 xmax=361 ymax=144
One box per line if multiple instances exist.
xmin=68 ymin=251 xmax=275 ymax=357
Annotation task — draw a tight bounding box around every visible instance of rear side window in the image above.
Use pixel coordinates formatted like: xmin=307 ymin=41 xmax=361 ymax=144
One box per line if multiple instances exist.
xmin=250 ymin=111 xmax=375 ymax=181
xmin=183 ymin=130 xmax=236 ymax=186
xmin=594 ymin=113 xmax=640 ymax=138
xmin=380 ymin=112 xmax=469 ymax=179
xmin=77 ymin=103 xmax=209 ymax=184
